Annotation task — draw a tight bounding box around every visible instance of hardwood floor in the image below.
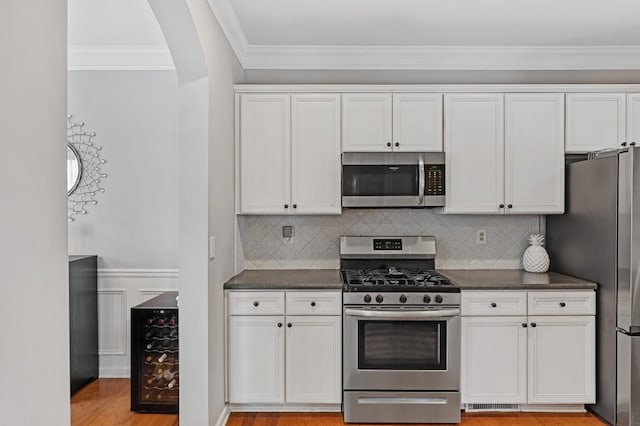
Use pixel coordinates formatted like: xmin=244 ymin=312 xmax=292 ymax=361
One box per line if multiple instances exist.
xmin=72 ymin=379 xmax=606 ymax=426
xmin=227 ymin=412 xmax=607 ymax=426
xmin=71 ymin=379 xmax=178 ymax=426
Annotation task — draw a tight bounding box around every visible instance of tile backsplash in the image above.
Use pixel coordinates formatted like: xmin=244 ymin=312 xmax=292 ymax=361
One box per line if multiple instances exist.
xmin=237 ymin=209 xmax=541 ymax=270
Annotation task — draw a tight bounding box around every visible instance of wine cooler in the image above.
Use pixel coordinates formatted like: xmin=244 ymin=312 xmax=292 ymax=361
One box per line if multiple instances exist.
xmin=131 ymin=291 xmax=179 ymax=413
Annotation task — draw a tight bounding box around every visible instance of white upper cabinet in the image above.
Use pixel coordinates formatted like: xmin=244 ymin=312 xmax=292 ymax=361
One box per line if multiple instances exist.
xmin=342 ymin=93 xmax=443 ymax=152
xmin=291 ymin=94 xmax=342 ymax=214
xmin=238 ymin=93 xmax=341 ymax=215
xmin=444 ymin=93 xmax=505 ymax=214
xmin=342 ymin=93 xmax=393 ymax=152
xmin=393 ymin=93 xmax=443 ymax=152
xmin=627 ymin=93 xmax=640 ymax=144
xmin=239 ymin=94 xmax=291 ymax=214
xmin=566 ymin=93 xmax=626 ymax=153
xmin=504 ymin=94 xmax=565 ymax=214
xmin=445 ymin=93 xmax=565 ymax=215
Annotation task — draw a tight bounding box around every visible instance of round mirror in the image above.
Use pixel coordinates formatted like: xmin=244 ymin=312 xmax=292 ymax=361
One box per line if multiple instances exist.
xmin=67 ymin=144 xmax=82 ymax=195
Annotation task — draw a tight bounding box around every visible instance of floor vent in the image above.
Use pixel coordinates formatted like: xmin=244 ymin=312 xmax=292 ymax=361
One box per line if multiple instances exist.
xmin=465 ymin=403 xmax=520 ymax=412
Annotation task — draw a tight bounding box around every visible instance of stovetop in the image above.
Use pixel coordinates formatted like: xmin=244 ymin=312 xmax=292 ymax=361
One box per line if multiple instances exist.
xmin=341 ymin=267 xmax=459 ymax=293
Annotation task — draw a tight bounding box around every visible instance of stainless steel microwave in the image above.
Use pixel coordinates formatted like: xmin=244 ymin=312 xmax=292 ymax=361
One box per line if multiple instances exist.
xmin=342 ymin=152 xmax=445 ymax=208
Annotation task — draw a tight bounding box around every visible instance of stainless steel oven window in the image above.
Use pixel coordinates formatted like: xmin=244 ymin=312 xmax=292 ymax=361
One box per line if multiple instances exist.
xmin=358 ymin=320 xmax=447 ymax=370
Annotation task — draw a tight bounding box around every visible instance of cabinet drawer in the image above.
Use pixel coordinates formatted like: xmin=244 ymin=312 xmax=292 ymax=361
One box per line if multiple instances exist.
xmin=461 ymin=291 xmax=527 ymax=316
xmin=528 ymin=291 xmax=595 ymax=316
xmin=228 ymin=291 xmax=285 ymax=315
xmin=286 ymin=291 xmax=342 ymax=315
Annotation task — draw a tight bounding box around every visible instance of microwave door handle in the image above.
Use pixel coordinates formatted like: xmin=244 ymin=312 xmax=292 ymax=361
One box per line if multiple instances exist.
xmin=344 ymin=308 xmax=460 ymax=320
xmin=418 ymin=158 xmax=425 ymax=205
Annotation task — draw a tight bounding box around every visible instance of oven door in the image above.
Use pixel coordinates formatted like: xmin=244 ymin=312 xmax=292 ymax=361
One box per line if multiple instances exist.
xmin=343 ymin=306 xmax=460 ymax=391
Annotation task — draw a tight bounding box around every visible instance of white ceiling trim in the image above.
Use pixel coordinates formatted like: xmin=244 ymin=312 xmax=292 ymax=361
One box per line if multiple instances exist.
xmin=206 ymin=0 xmax=640 ymax=70
xmin=240 ymin=45 xmax=640 ymax=70
xmin=68 ymin=45 xmax=175 ymax=71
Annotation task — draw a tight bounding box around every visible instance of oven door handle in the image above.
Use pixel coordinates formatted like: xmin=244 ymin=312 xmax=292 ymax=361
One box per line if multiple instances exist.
xmin=344 ymin=308 xmax=460 ymax=320
xmin=418 ymin=157 xmax=425 ymax=205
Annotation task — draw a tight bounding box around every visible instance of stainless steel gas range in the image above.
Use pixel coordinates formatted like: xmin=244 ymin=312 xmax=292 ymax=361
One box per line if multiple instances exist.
xmin=340 ymin=236 xmax=461 ymax=424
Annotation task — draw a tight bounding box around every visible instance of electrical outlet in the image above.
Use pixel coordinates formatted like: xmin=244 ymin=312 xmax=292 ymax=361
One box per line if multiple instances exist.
xmin=476 ymin=229 xmax=487 ymax=245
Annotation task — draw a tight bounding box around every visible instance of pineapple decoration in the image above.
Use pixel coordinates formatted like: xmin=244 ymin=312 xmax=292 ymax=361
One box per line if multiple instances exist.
xmin=522 ymin=233 xmax=550 ymax=273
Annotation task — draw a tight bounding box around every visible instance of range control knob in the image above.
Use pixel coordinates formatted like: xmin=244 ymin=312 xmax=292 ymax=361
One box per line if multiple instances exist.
xmin=376 ymin=295 xmax=384 ymax=303
xmin=423 ymin=295 xmax=431 ymax=304
xmin=399 ymin=295 xmax=407 ymax=303
xmin=363 ymin=294 xmax=372 ymax=303
xmin=434 ymin=295 xmax=444 ymax=304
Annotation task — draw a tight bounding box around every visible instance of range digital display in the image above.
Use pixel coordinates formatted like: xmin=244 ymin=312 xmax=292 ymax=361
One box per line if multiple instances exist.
xmin=373 ymin=239 xmax=403 ymax=250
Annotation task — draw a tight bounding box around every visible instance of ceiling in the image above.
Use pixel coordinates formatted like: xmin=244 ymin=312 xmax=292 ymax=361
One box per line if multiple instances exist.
xmin=208 ymin=0 xmax=640 ymax=70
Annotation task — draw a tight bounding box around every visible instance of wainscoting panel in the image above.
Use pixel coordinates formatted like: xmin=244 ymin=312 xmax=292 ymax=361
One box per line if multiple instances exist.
xmin=97 ymin=269 xmax=178 ymax=378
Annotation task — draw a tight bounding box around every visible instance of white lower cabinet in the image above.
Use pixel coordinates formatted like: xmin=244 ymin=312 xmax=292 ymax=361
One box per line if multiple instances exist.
xmin=285 ymin=315 xmax=342 ymax=403
xmin=229 ymin=315 xmax=286 ymax=404
xmin=462 ymin=316 xmax=527 ymax=403
xmin=461 ymin=290 xmax=595 ymax=407
xmin=227 ymin=290 xmax=342 ymax=407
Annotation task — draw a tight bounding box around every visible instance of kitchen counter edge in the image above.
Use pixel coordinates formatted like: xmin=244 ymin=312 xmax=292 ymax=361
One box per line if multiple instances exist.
xmin=224 ymin=269 xmax=342 ymax=290
xmin=438 ymin=269 xmax=597 ymax=290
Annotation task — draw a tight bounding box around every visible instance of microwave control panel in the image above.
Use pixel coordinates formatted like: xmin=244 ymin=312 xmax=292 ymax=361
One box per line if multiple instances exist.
xmin=425 ymin=165 xmax=445 ymax=196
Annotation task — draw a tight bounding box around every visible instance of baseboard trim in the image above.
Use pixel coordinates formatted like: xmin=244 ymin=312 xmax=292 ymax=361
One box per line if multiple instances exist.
xmin=520 ymin=404 xmax=586 ymax=413
xmin=228 ymin=403 xmax=342 ymax=412
xmin=215 ymin=405 xmax=231 ymax=426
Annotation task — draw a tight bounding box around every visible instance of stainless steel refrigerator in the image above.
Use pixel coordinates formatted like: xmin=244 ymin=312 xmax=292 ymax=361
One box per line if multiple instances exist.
xmin=547 ymin=147 xmax=640 ymax=426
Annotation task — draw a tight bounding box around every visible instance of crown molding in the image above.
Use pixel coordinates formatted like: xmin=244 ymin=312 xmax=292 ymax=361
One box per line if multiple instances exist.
xmin=207 ymin=0 xmax=249 ymax=64
xmin=240 ymin=45 xmax=640 ymax=70
xmin=68 ymin=45 xmax=175 ymax=71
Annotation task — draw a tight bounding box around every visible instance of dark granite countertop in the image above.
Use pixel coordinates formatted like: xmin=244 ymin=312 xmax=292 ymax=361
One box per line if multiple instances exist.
xmin=224 ymin=269 xmax=342 ymax=290
xmin=438 ymin=269 xmax=597 ymax=290
xmin=69 ymin=255 xmax=97 ymax=262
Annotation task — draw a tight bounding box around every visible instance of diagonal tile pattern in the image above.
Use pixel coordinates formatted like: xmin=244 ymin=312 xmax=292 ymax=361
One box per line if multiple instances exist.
xmin=238 ymin=209 xmax=541 ymax=270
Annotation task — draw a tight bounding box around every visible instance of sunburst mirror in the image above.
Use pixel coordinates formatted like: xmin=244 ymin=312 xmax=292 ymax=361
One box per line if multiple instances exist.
xmin=67 ymin=115 xmax=107 ymax=221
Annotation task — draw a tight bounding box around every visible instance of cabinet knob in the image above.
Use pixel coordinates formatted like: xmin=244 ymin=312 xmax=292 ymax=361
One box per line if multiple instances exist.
xmin=395 ymin=142 xmax=400 ymax=147
xmin=499 ymin=204 xmax=505 ymax=208
xmin=386 ymin=142 xmax=392 ymax=147
xmin=287 ymin=323 xmax=292 ymax=328
xmin=622 ymin=142 xmax=628 ymax=147
xmin=531 ymin=322 xmax=537 ymax=328
xmin=507 ymin=204 xmax=513 ymax=209
xmin=277 ymin=322 xmax=282 ymax=328
xmin=253 ymin=301 xmax=259 ymax=307
xmin=631 ymin=142 xmax=637 ymax=146
xmin=491 ymin=302 xmax=497 ymax=308
xmin=310 ymin=301 xmax=316 ymax=307
xmin=293 ymin=204 xmax=297 ymax=209
xmin=522 ymin=323 xmax=528 ymax=328
xmin=284 ymin=204 xmax=289 ymax=209
xmin=559 ymin=302 xmax=566 ymax=307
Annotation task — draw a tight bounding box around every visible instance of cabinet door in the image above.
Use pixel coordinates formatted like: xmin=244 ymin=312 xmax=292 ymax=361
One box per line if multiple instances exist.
xmin=627 ymin=93 xmax=640 ymax=144
xmin=566 ymin=93 xmax=626 ymax=153
xmin=505 ymin=94 xmax=565 ymax=214
xmin=285 ymin=315 xmax=341 ymax=404
xmin=444 ymin=94 xmax=505 ymax=214
xmin=239 ymin=94 xmax=291 ymax=214
xmin=527 ymin=316 xmax=595 ymax=404
xmin=342 ymin=93 xmax=392 ymax=152
xmin=228 ymin=315 xmax=285 ymax=403
xmin=291 ymin=94 xmax=342 ymax=214
xmin=393 ymin=93 xmax=443 ymax=152
xmin=461 ymin=317 xmax=527 ymax=404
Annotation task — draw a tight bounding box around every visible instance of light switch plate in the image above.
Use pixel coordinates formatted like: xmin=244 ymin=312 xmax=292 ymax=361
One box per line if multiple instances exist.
xmin=209 ymin=236 xmax=216 ymax=259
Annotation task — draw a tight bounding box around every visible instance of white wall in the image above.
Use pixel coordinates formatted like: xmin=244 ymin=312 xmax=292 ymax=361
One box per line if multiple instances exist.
xmin=67 ymin=70 xmax=180 ymax=377
xmin=0 ymin=1 xmax=70 ymax=425
xmin=148 ymin=0 xmax=243 ymax=424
